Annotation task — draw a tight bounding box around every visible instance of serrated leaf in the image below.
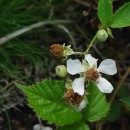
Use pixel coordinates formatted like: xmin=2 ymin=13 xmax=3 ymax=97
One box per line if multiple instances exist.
xmin=84 ymin=82 xmax=109 ymax=122
xmin=57 ymin=121 xmax=90 ymax=130
xmin=15 ymin=80 xmax=82 ymax=125
xmin=105 ymin=101 xmax=121 ymax=122
xmin=110 ymin=2 xmax=130 ymax=28
xmin=97 ymin=0 xmax=113 ymax=27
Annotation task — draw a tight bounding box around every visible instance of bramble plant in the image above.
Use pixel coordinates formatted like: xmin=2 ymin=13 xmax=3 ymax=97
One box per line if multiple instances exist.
xmin=15 ymin=0 xmax=130 ymax=130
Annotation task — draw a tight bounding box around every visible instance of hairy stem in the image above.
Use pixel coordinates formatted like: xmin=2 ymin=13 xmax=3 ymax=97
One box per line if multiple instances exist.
xmin=85 ymin=34 xmax=97 ymax=53
xmin=74 ymin=52 xmax=85 ymax=55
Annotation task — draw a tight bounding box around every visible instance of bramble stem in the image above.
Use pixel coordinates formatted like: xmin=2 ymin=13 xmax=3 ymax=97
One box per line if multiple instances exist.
xmin=85 ymin=34 xmax=97 ymax=53
xmin=72 ymin=34 xmax=97 ymax=56
xmin=110 ymin=66 xmax=130 ymax=104
xmin=73 ymin=52 xmax=85 ymax=55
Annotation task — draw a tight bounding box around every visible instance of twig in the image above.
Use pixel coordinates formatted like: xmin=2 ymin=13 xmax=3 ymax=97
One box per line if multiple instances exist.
xmin=37 ymin=117 xmax=43 ymax=130
xmin=74 ymin=0 xmax=90 ymax=7
xmin=110 ymin=66 xmax=130 ymax=104
xmin=57 ymin=24 xmax=76 ymax=49
xmin=0 ymin=20 xmax=70 ymax=45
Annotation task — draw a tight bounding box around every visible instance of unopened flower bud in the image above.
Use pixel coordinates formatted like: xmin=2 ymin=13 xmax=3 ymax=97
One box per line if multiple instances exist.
xmin=96 ymin=29 xmax=108 ymax=42
xmin=50 ymin=44 xmax=74 ymax=59
xmin=55 ymin=65 xmax=67 ymax=78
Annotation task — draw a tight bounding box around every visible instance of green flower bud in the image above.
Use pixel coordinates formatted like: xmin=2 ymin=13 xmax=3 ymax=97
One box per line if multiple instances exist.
xmin=55 ymin=65 xmax=67 ymax=78
xmin=96 ymin=29 xmax=108 ymax=42
xmin=65 ymin=78 xmax=72 ymax=89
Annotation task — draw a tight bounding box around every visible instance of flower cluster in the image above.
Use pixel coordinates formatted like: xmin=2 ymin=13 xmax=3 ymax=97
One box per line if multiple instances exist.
xmin=50 ymin=43 xmax=117 ymax=111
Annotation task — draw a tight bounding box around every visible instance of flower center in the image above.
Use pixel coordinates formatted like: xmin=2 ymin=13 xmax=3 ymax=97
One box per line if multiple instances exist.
xmin=85 ymin=68 xmax=100 ymax=81
xmin=50 ymin=44 xmax=64 ymax=58
xmin=64 ymin=89 xmax=83 ymax=105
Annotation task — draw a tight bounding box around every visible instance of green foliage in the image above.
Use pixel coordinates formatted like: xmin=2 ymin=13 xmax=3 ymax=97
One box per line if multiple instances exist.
xmin=57 ymin=121 xmax=90 ymax=130
xmin=118 ymin=86 xmax=129 ymax=98
xmin=0 ymin=0 xmax=51 ymax=34
xmin=15 ymin=80 xmax=82 ymax=125
xmin=0 ymin=40 xmax=50 ymax=78
xmin=97 ymin=0 xmax=113 ymax=27
xmin=105 ymin=101 xmax=121 ymax=122
xmin=84 ymin=82 xmax=109 ymax=122
xmin=98 ymin=0 xmax=130 ymax=28
xmin=0 ymin=0 xmax=53 ymax=78
xmin=120 ymin=97 xmax=130 ymax=110
xmin=110 ymin=2 xmax=130 ymax=28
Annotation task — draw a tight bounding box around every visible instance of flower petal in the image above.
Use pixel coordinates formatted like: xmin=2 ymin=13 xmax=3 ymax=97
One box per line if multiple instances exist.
xmin=67 ymin=59 xmax=85 ymax=75
xmin=97 ymin=59 xmax=117 ymax=75
xmin=72 ymin=77 xmax=85 ymax=95
xmin=95 ymin=77 xmax=114 ymax=93
xmin=85 ymin=54 xmax=98 ymax=67
xmin=78 ymin=100 xmax=87 ymax=111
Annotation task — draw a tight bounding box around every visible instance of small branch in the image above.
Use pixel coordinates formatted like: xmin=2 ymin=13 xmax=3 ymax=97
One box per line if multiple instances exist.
xmin=0 ymin=20 xmax=70 ymax=45
xmin=73 ymin=52 xmax=85 ymax=55
xmin=96 ymin=120 xmax=104 ymax=130
xmin=74 ymin=0 xmax=90 ymax=7
xmin=57 ymin=24 xmax=76 ymax=49
xmin=85 ymin=34 xmax=97 ymax=53
xmin=110 ymin=66 xmax=130 ymax=104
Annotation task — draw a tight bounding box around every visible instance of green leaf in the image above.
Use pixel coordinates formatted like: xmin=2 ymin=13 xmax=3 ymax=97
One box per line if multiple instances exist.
xmin=97 ymin=0 xmax=113 ymax=27
xmin=110 ymin=2 xmax=130 ymax=28
xmin=15 ymin=80 xmax=82 ymax=125
xmin=120 ymin=97 xmax=130 ymax=109
xmin=118 ymin=86 xmax=129 ymax=98
xmin=105 ymin=101 xmax=121 ymax=122
xmin=57 ymin=121 xmax=90 ymax=130
xmin=84 ymin=82 xmax=109 ymax=122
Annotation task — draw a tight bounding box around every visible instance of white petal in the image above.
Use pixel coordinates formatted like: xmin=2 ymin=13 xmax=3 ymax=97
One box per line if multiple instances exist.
xmin=95 ymin=77 xmax=114 ymax=93
xmin=33 ymin=124 xmax=53 ymax=130
xmin=98 ymin=59 xmax=117 ymax=75
xmin=67 ymin=59 xmax=85 ymax=75
xmin=78 ymin=100 xmax=87 ymax=111
xmin=72 ymin=77 xmax=85 ymax=95
xmin=44 ymin=127 xmax=53 ymax=130
xmin=85 ymin=54 xmax=98 ymax=67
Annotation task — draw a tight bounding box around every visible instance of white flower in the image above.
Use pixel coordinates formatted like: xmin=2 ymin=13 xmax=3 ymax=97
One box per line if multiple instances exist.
xmin=67 ymin=54 xmax=117 ymax=95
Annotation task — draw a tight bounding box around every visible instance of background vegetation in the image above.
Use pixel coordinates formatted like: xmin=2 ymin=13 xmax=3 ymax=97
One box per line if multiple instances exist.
xmin=0 ymin=0 xmax=129 ymax=130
